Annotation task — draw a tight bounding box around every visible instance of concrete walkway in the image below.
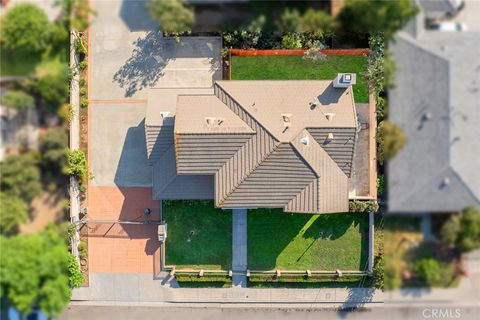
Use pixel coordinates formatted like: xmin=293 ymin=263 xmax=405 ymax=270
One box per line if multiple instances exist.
xmin=232 ymin=209 xmax=247 ymax=288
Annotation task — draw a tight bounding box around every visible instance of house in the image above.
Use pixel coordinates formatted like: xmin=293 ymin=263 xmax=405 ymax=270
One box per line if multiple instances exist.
xmin=388 ymin=28 xmax=480 ymax=214
xmin=145 ymin=77 xmax=359 ymax=214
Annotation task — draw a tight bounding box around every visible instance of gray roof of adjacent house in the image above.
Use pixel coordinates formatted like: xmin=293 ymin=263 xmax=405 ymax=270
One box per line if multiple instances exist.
xmin=146 ymin=80 xmax=358 ymax=213
xmin=388 ymin=31 xmax=480 ymax=213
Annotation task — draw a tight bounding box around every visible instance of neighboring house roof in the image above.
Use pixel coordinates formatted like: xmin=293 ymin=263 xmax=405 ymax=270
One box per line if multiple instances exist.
xmin=388 ymin=31 xmax=480 ymax=213
xmin=146 ymin=80 xmax=358 ymax=213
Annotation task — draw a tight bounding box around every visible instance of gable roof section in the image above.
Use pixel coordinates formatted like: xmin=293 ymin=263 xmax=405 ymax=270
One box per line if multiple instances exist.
xmin=388 ymin=32 xmax=480 ymax=212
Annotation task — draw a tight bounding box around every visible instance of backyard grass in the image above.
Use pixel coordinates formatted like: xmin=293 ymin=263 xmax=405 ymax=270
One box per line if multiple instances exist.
xmin=163 ymin=201 xmax=232 ymax=270
xmin=248 ymin=209 xmax=369 ymax=271
xmin=232 ymin=55 xmax=369 ymax=103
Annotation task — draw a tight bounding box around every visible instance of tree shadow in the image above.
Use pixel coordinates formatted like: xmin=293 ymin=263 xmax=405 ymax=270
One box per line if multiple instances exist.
xmin=113 ymin=31 xmax=222 ymax=97
xmin=113 ymin=31 xmax=168 ymax=97
xmin=248 ymin=210 xmax=369 ymax=271
xmin=337 ymin=287 xmax=376 ymax=317
xmin=119 ymin=0 xmax=157 ymax=32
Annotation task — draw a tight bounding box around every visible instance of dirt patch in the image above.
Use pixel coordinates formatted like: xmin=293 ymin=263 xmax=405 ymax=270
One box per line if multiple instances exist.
xmin=20 ymin=190 xmax=66 ymax=234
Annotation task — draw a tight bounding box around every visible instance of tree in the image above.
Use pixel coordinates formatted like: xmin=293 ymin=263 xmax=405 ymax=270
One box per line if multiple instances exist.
xmin=413 ymin=258 xmax=442 ymax=285
xmin=275 ymin=8 xmax=302 ymax=33
xmin=0 ymin=90 xmax=35 ymax=110
xmin=0 ymin=229 xmax=82 ymax=317
xmin=0 ymin=193 xmax=29 ymax=236
xmin=338 ymin=0 xmax=419 ymax=40
xmin=300 ymin=9 xmax=337 ymax=37
xmin=377 ymin=120 xmax=406 ymax=164
xmin=0 ymin=152 xmax=42 ymax=203
xmin=41 ymin=129 xmax=68 ymax=172
xmin=57 ymin=0 xmax=96 ymax=31
xmin=28 ymin=74 xmax=69 ymax=114
xmin=442 ymin=207 xmax=480 ymax=253
xmin=146 ymin=0 xmax=195 ymax=33
xmin=0 ymin=3 xmax=51 ymax=54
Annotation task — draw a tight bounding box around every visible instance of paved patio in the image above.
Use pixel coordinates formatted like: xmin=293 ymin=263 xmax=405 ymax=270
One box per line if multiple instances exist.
xmin=86 ymin=186 xmax=160 ymax=274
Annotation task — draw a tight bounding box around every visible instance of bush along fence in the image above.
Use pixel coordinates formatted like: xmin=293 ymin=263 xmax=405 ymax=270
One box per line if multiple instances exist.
xmin=168 ymin=267 xmax=369 ymax=286
xmin=229 ymin=48 xmax=370 ymax=56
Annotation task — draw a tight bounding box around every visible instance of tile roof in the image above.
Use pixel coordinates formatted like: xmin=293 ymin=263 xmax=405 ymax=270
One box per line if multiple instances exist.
xmin=147 ymin=80 xmax=358 ymax=213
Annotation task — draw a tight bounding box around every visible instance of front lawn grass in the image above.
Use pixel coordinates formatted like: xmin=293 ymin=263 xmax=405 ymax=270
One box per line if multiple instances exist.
xmin=248 ymin=209 xmax=368 ymax=271
xmin=163 ymin=200 xmax=232 ymax=270
xmin=231 ymin=55 xmax=369 ymax=103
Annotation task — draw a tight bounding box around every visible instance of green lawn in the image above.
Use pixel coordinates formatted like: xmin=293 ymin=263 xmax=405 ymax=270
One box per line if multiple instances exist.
xmin=163 ymin=201 xmax=232 ymax=270
xmin=232 ymin=55 xmax=369 ymax=103
xmin=248 ymin=209 xmax=369 ymax=271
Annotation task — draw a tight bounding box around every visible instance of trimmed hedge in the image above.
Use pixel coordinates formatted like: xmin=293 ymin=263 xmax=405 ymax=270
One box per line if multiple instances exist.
xmin=175 ymin=273 xmax=231 ymax=283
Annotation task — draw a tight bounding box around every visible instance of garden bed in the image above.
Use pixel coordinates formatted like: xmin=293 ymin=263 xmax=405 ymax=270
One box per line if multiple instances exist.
xmin=231 ymin=55 xmax=369 ymax=103
xmin=248 ymin=209 xmax=369 ymax=271
xmin=163 ymin=201 xmax=232 ymax=270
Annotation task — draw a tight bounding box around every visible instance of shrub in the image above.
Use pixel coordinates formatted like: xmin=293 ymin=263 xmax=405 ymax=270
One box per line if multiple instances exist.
xmin=0 ymin=152 xmax=42 ymax=203
xmin=281 ymin=33 xmax=302 ymax=49
xmin=63 ymin=149 xmax=88 ymax=181
xmin=349 ymin=200 xmax=379 ymax=213
xmin=67 ymin=254 xmax=84 ymax=288
xmin=78 ymin=241 xmax=87 ymax=259
xmin=80 ymin=97 xmax=89 ymax=108
xmin=58 ymin=103 xmax=74 ymax=124
xmin=0 ymin=192 xmax=29 ymax=236
xmin=275 ymin=8 xmax=302 ymax=33
xmin=146 ymin=0 xmax=195 ymax=33
xmin=1 ymin=90 xmax=35 ymax=110
xmin=80 ymin=87 xmax=88 ymax=96
xmin=377 ymin=174 xmax=385 ymax=196
xmin=442 ymin=207 xmax=480 ymax=253
xmin=373 ymin=254 xmax=384 ymax=290
xmin=78 ymin=60 xmax=88 ymax=71
xmin=0 ymin=3 xmax=51 ymax=54
xmin=303 ymin=45 xmax=327 ymax=62
xmin=384 ymin=259 xmax=402 ymax=290
xmin=413 ymin=258 xmax=442 ymax=285
xmin=376 ymin=95 xmax=387 ymax=122
xmin=377 ymin=120 xmax=406 ymax=165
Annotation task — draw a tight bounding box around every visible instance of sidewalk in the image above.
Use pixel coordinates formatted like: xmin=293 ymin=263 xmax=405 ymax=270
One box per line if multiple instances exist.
xmin=72 ymin=272 xmax=383 ymax=307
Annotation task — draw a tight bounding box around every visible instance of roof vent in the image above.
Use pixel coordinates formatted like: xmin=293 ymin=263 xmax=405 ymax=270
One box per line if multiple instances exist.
xmin=160 ymin=111 xmax=171 ymax=118
xmin=325 ymin=113 xmax=335 ymax=122
xmin=205 ymin=117 xmax=225 ymax=127
xmin=327 ymin=132 xmax=334 ymax=141
xmin=441 ymin=177 xmax=450 ymax=188
xmin=282 ymin=113 xmax=292 ymax=128
xmin=300 ymin=136 xmax=309 ymax=146
xmin=333 ymin=73 xmax=356 ymax=88
xmin=309 ymin=98 xmax=319 ymax=109
xmin=423 ymin=112 xmax=433 ymax=121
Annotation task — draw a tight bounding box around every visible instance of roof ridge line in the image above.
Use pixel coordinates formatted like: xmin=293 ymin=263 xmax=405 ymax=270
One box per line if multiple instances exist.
xmin=219 ymin=142 xmax=281 ymax=205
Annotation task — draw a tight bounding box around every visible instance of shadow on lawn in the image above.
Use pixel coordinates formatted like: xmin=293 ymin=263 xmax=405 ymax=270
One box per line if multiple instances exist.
xmin=248 ymin=210 xmax=369 ymax=271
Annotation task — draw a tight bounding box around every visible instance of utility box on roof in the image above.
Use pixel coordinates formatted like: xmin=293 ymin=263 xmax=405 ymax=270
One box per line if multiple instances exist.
xmin=333 ymin=73 xmax=356 ymax=88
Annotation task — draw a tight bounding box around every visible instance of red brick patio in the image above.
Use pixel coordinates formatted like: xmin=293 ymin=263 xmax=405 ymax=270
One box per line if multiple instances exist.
xmin=86 ymin=186 xmax=161 ymax=273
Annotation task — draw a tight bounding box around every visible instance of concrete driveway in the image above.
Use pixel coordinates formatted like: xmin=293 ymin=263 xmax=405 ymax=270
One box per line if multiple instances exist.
xmin=90 ymin=0 xmax=221 ymax=100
